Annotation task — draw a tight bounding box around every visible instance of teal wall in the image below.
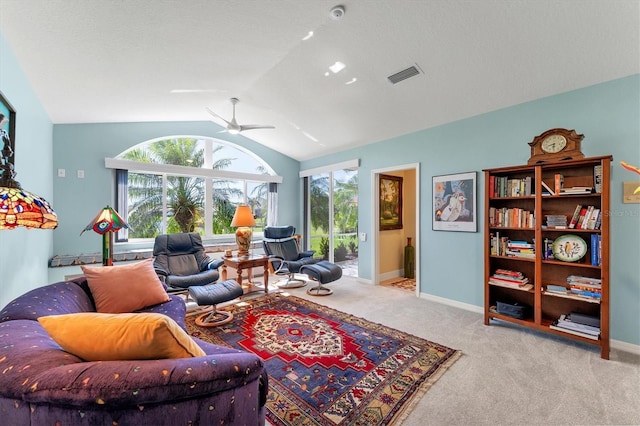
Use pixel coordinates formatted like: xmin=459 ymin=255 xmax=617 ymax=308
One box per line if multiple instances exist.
xmin=0 ymin=32 xmax=55 ymax=305
xmin=52 ymin=123 xmax=300 ymax=255
xmin=301 ymin=74 xmax=640 ymax=346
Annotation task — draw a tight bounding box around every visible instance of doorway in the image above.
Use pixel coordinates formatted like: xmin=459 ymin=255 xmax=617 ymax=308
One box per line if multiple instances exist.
xmin=372 ymin=163 xmax=420 ymax=296
xmin=304 ymin=165 xmax=359 ymax=277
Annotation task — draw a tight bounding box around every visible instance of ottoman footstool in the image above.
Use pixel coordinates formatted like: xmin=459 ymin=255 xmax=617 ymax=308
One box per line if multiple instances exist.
xmin=300 ymin=261 xmax=343 ymax=296
xmin=188 ymin=280 xmax=243 ymax=327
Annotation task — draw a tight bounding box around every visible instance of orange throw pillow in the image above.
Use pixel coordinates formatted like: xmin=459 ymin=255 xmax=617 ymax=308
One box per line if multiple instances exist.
xmin=81 ymin=259 xmax=170 ymax=313
xmin=39 ymin=312 xmax=206 ymax=360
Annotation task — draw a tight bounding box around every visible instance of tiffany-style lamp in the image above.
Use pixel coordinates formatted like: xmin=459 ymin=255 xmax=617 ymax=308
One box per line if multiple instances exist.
xmin=80 ymin=206 xmax=131 ymax=266
xmin=230 ymin=205 xmax=256 ymax=257
xmin=0 ymin=113 xmax=57 ymax=230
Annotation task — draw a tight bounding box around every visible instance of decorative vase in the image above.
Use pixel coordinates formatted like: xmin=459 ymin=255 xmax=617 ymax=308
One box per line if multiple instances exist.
xmin=404 ymin=237 xmax=415 ymax=279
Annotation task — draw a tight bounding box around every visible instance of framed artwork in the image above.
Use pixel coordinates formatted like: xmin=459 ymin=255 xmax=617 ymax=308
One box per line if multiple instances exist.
xmin=379 ymin=174 xmax=403 ymax=230
xmin=0 ymin=91 xmax=16 ymax=170
xmin=433 ymin=171 xmax=477 ymax=232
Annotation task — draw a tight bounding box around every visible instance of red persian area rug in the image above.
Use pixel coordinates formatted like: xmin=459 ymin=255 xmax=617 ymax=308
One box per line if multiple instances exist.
xmin=186 ymin=293 xmax=461 ymax=425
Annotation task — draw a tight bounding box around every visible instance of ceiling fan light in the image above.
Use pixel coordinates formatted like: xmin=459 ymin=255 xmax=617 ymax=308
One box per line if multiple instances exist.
xmin=228 ymin=128 xmax=240 ymax=135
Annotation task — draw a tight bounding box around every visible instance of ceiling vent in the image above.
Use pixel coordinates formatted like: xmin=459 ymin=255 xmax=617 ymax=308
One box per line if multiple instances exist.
xmin=387 ymin=65 xmax=422 ymax=84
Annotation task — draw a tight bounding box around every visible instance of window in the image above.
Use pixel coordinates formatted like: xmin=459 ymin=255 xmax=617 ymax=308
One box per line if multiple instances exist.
xmin=300 ymin=160 xmax=359 ymax=277
xmin=108 ymin=137 xmax=281 ymax=241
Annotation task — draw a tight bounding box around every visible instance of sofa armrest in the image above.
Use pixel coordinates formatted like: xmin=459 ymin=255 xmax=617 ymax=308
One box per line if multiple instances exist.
xmin=24 ymin=350 xmax=266 ymax=409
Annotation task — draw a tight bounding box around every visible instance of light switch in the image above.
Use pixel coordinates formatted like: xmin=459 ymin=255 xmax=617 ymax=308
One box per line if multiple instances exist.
xmin=77 ymin=170 xmax=85 ymax=178
xmin=359 ymin=232 xmax=367 ymax=242
xmin=57 ymin=169 xmax=65 ymax=177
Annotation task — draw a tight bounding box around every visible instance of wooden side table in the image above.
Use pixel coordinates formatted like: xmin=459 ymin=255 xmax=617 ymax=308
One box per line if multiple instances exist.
xmin=221 ymin=254 xmax=269 ymax=293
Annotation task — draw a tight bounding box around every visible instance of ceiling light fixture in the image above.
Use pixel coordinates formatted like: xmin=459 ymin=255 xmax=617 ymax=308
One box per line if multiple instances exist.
xmin=329 ymin=61 xmax=346 ymax=74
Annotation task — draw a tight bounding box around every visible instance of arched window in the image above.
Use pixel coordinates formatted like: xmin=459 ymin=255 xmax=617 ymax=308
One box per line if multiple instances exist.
xmin=107 ymin=136 xmax=281 ymax=240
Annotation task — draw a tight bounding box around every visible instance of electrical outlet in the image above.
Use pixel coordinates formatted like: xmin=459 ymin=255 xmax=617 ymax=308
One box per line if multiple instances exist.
xmin=359 ymin=232 xmax=367 ymax=242
xmin=77 ymin=170 xmax=85 ymax=178
xmin=57 ymin=168 xmax=65 ymax=177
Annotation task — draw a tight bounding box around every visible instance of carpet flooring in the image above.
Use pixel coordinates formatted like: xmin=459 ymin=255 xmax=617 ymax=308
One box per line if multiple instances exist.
xmin=186 ymin=292 xmax=460 ymax=425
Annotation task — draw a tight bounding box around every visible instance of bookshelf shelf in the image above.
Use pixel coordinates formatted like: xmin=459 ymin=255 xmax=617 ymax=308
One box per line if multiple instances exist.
xmin=543 ymin=291 xmax=601 ymax=304
xmin=484 ymin=155 xmax=611 ymax=359
xmin=541 ymin=259 xmax=601 ymax=269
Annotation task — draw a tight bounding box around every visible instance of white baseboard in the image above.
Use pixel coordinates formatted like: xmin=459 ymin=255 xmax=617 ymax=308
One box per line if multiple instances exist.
xmin=611 ymin=339 xmax=640 ymax=356
xmin=420 ymin=291 xmax=484 ymax=314
xmin=420 ymin=291 xmax=640 ymax=356
xmin=379 ymin=269 xmax=402 ymax=282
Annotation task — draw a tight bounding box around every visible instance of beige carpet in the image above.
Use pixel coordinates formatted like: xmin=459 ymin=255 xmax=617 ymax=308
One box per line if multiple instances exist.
xmin=259 ymin=274 xmax=640 ymax=425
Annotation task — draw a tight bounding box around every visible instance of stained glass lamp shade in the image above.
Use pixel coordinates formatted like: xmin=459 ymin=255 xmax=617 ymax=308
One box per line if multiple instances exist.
xmin=0 ymin=186 xmax=58 ymax=230
xmin=80 ymin=206 xmax=131 ymax=266
xmin=0 ymin=121 xmax=57 ymax=230
xmin=230 ymin=205 xmax=256 ymax=257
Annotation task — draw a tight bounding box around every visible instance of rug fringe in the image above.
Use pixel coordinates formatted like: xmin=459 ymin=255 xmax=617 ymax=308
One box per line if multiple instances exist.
xmin=391 ymin=350 xmax=463 ymax=425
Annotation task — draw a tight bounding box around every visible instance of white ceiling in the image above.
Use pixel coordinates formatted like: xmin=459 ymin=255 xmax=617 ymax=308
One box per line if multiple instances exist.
xmin=1 ymin=0 xmax=638 ymax=161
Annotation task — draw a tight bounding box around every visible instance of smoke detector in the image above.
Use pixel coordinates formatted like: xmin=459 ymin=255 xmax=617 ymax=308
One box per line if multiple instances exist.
xmin=330 ymin=5 xmax=345 ymax=20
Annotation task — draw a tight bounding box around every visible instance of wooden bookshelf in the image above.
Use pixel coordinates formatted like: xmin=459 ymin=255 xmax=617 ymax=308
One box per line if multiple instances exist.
xmin=484 ymin=156 xmax=611 ymax=359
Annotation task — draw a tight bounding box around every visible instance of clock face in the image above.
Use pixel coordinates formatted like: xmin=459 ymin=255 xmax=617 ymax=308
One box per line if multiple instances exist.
xmin=541 ymin=135 xmax=567 ymax=153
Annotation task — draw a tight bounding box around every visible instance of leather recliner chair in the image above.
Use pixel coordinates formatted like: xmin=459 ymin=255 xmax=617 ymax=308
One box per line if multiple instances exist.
xmin=262 ymin=225 xmax=319 ymax=288
xmin=152 ymin=232 xmax=224 ymax=293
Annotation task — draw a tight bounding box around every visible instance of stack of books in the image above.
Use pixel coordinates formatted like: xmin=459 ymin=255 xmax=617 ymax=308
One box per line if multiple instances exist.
xmin=545 ymin=214 xmax=567 ymax=228
xmin=567 ymin=275 xmax=602 ymax=300
xmin=488 ymin=269 xmax=532 ymax=290
xmin=505 ymin=240 xmax=535 ymax=258
xmin=550 ymin=313 xmax=600 ymax=340
xmin=545 ymin=284 xmax=568 ymax=295
xmin=559 ymin=186 xmax=593 ymax=195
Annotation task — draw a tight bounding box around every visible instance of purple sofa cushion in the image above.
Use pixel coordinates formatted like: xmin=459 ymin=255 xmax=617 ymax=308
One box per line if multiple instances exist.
xmin=0 ymin=280 xmax=95 ymax=322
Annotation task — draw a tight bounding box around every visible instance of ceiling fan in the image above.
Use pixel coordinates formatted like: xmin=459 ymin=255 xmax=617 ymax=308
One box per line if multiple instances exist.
xmin=206 ymin=97 xmax=275 ymax=135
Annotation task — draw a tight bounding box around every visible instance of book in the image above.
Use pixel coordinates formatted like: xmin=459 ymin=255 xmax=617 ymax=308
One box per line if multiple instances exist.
xmin=569 ymin=312 xmax=601 ymax=328
xmin=550 ymin=323 xmax=599 ymax=340
xmin=568 ymin=204 xmax=582 ymax=228
xmin=575 ymin=207 xmax=589 ymax=229
xmin=546 ymin=284 xmax=568 ymax=294
xmin=554 ymin=173 xmax=564 ymax=194
xmin=556 ymin=314 xmax=600 ymax=335
xmin=586 ymin=208 xmax=600 ymax=230
xmin=594 ymin=164 xmax=603 ymax=193
xmin=541 ymin=180 xmax=555 ymax=195
xmin=559 ymin=187 xmax=593 ymax=195
xmin=591 ymin=234 xmax=600 ymax=266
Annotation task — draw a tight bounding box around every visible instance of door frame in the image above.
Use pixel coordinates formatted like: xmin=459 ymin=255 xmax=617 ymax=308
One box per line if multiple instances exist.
xmin=371 ymin=163 xmax=420 ymax=296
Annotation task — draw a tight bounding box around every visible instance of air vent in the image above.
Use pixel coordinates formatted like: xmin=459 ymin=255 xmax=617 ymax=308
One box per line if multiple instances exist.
xmin=387 ymin=65 xmax=422 ymax=84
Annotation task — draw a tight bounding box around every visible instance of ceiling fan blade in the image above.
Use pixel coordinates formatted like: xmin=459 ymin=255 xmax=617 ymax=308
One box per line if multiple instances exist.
xmin=205 ymin=107 xmax=231 ymax=126
xmin=238 ymin=124 xmax=276 ymax=132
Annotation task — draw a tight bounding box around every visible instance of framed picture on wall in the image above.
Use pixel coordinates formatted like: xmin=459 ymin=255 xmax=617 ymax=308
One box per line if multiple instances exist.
xmin=0 ymin=91 xmax=16 ymax=171
xmin=379 ymin=174 xmax=403 ymax=230
xmin=433 ymin=171 xmax=477 ymax=232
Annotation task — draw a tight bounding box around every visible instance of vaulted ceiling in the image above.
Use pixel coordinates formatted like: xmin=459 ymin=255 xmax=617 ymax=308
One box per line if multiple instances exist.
xmin=1 ymin=0 xmax=638 ymax=161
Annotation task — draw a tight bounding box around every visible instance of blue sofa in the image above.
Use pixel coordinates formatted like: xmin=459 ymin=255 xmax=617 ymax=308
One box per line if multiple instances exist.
xmin=0 ymin=277 xmax=268 ymax=425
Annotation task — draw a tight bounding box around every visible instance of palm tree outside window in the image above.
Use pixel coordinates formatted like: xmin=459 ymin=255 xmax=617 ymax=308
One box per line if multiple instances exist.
xmin=114 ymin=137 xmax=275 ymax=241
